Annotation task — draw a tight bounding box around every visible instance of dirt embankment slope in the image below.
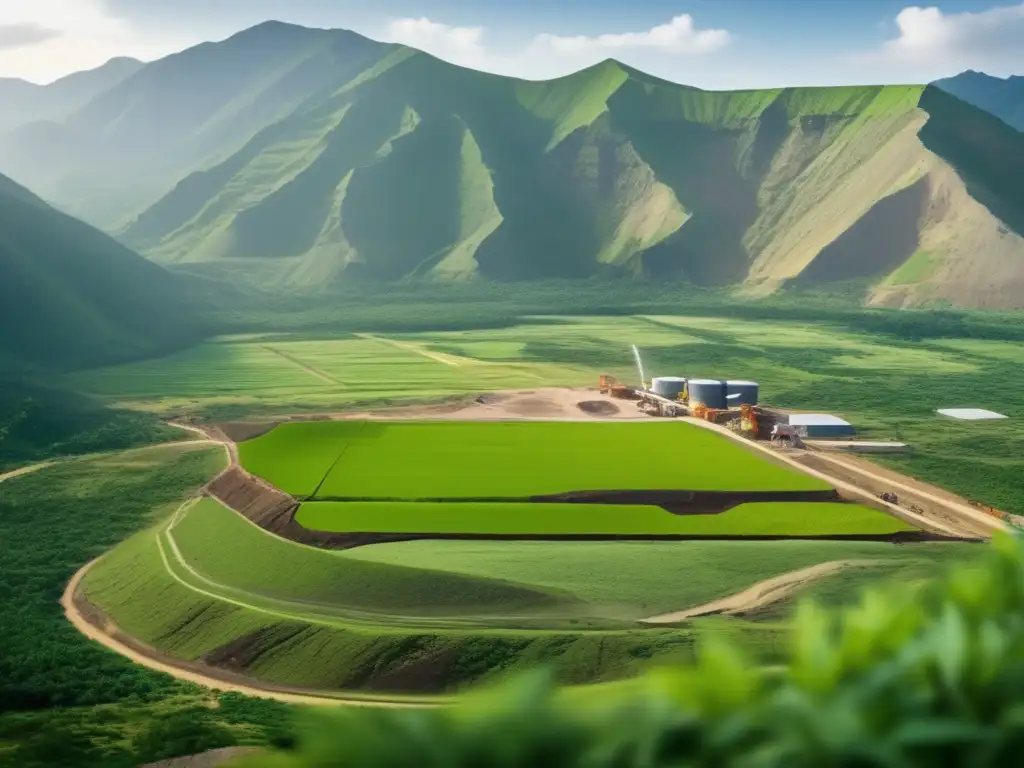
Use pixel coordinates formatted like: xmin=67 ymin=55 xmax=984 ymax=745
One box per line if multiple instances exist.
xmin=62 ymin=532 xmax=436 ymax=708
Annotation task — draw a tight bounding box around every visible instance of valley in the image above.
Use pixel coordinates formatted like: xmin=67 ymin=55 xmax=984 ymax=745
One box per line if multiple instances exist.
xmin=1 ymin=11 xmax=1023 ymax=767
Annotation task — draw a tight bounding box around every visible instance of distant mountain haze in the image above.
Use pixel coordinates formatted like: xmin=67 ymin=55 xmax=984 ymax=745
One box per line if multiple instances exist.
xmin=0 ymin=22 xmax=395 ymax=230
xmin=0 ymin=21 xmax=1022 ymax=309
xmin=0 ymin=57 xmax=143 ymax=133
xmin=932 ymin=70 xmax=1024 ymax=133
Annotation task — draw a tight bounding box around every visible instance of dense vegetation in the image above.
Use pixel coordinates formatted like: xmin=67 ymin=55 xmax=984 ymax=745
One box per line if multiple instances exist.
xmin=0 ymin=170 xmax=205 ymax=371
xmin=0 ymin=445 xmax=291 ymax=767
xmin=0 ymin=380 xmax=181 ymax=471
xmin=245 ymin=533 xmax=1024 ymax=767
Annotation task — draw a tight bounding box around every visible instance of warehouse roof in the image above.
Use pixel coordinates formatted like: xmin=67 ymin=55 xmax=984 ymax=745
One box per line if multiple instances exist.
xmin=788 ymin=413 xmax=852 ymax=427
xmin=937 ymin=408 xmax=1007 ymax=421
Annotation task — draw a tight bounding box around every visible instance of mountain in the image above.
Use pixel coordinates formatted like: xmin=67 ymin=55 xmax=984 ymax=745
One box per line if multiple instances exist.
xmin=0 ymin=57 xmax=143 ymax=133
xmin=3 ymin=23 xmax=1023 ymax=309
xmin=119 ymin=36 xmax=1024 ymax=308
xmin=0 ymin=173 xmax=200 ymax=371
xmin=0 ymin=22 xmax=395 ymax=229
xmin=933 ymin=70 xmax=1024 ymax=132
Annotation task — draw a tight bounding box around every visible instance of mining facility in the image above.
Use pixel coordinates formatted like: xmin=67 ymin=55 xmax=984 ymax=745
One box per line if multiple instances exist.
xmin=598 ymin=346 xmax=857 ymax=447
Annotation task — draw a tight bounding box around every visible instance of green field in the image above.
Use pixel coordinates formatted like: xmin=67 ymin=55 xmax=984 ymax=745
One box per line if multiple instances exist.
xmin=241 ymin=420 xmax=829 ymax=499
xmin=70 ymin=334 xmax=589 ymax=417
xmin=296 ymin=500 xmax=912 ymax=536
xmin=172 ymin=499 xmax=567 ymax=620
xmin=345 ymin=539 xmax=970 ymax=620
xmin=70 ymin=309 xmax=1024 ymax=512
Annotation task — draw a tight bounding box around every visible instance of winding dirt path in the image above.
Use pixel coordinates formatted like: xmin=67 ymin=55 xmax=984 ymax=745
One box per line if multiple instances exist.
xmin=640 ymin=560 xmax=876 ymax=623
xmin=0 ymin=461 xmax=54 ymax=483
xmin=61 ymin=556 xmax=433 ymax=708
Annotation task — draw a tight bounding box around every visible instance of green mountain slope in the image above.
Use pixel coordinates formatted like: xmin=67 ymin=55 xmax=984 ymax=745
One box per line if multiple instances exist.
xmin=119 ymin=37 xmax=1024 ymax=308
xmin=933 ymin=70 xmax=1024 ymax=132
xmin=0 ymin=23 xmax=394 ymax=229
xmin=0 ymin=173 xmax=200 ymax=370
xmin=0 ymin=57 xmax=142 ymax=133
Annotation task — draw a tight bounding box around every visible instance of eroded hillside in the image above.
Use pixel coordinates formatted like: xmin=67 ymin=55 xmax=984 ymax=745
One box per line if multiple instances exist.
xmin=117 ymin=47 xmax=1024 ymax=308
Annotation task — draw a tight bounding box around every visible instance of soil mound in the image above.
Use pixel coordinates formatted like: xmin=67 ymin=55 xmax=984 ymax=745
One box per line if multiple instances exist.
xmin=577 ymin=400 xmax=620 ymax=416
xmin=206 ymin=467 xmax=296 ymax=530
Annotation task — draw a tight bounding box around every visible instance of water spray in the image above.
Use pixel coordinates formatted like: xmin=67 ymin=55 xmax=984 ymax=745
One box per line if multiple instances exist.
xmin=631 ymin=344 xmax=648 ymax=391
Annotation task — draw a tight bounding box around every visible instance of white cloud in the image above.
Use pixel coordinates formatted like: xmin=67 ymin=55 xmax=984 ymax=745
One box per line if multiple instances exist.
xmin=0 ymin=0 xmax=195 ymax=83
xmin=531 ymin=15 xmax=731 ymax=57
xmin=383 ymin=17 xmax=488 ymax=69
xmin=862 ymin=3 xmax=1024 ymax=77
xmin=380 ymin=14 xmax=730 ymax=80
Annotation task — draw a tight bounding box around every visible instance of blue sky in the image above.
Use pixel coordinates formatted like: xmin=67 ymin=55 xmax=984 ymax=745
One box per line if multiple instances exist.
xmin=2 ymin=1 xmax=1023 ymax=87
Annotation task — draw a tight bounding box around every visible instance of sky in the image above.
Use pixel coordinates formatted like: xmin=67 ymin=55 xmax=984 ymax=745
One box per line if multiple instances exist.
xmin=1 ymin=0 xmax=1023 ymax=88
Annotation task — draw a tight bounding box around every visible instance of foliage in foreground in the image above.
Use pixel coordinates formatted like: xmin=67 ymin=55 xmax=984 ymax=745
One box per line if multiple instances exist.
xmin=244 ymin=533 xmax=1024 ymax=767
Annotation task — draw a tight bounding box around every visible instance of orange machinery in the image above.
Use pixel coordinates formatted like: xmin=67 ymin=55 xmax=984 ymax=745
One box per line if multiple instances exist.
xmin=598 ymin=374 xmax=635 ymax=399
xmin=740 ymin=403 xmax=759 ymax=435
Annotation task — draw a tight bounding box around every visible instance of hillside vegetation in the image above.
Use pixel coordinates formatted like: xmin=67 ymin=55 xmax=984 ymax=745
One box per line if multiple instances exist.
xmin=0 ymin=23 xmax=395 ymax=228
xmin=70 ymin=25 xmax=1020 ymax=309
xmin=1 ymin=24 xmax=1020 ymax=307
xmin=0 ymin=171 xmax=201 ymax=371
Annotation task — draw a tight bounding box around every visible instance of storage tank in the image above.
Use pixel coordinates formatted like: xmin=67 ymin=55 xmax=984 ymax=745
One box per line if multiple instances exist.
xmin=725 ymin=380 xmax=759 ymax=407
xmin=687 ymin=378 xmax=726 ymax=409
xmin=651 ymin=376 xmax=687 ymax=399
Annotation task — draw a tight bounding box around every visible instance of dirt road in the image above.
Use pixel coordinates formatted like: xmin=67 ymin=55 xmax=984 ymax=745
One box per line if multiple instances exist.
xmin=168 ymin=421 xmax=237 ymax=469
xmin=0 ymin=461 xmax=54 ymax=483
xmin=61 ymin=553 xmax=435 ymax=709
xmin=641 ymin=560 xmax=874 ymax=623
xmin=802 ymin=451 xmax=1004 ymax=537
xmin=681 ymin=417 xmax=971 ymax=538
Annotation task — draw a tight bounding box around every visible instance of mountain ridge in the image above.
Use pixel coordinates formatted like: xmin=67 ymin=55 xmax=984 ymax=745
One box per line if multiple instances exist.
xmin=2 ymin=24 xmax=1022 ymax=309
xmin=933 ymin=70 xmax=1024 ymax=132
xmin=0 ymin=57 xmax=142 ymax=134
xmin=116 ymin=40 xmax=1024 ymax=308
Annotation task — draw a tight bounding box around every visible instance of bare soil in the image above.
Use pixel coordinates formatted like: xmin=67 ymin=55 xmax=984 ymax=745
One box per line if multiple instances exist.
xmin=793 ymin=452 xmax=1000 ymax=539
xmin=329 ymin=388 xmax=648 ymax=422
xmin=577 ymin=400 xmax=621 ymax=416
xmin=205 ymin=467 xmax=297 ymax=532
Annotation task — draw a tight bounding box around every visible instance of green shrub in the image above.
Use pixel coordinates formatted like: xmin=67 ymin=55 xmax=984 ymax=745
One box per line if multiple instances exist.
xmin=241 ymin=533 xmax=1024 ymax=766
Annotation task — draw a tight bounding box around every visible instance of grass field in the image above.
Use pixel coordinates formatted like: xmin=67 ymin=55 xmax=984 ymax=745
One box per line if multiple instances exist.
xmin=67 ymin=311 xmax=1024 ymax=516
xmin=172 ymin=499 xmax=569 ymax=619
xmin=241 ymin=420 xmax=829 ymax=499
xmin=69 ymin=334 xmax=589 ymax=418
xmin=296 ymin=500 xmax=913 ymax=536
xmin=345 ymin=539 xmax=971 ymax=620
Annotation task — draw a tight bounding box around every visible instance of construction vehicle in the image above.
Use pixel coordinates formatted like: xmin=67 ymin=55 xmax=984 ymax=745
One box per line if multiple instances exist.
xmin=770 ymin=423 xmax=805 ymax=448
xmin=740 ymin=403 xmax=759 ymax=436
xmin=598 ymin=374 xmax=637 ymax=400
